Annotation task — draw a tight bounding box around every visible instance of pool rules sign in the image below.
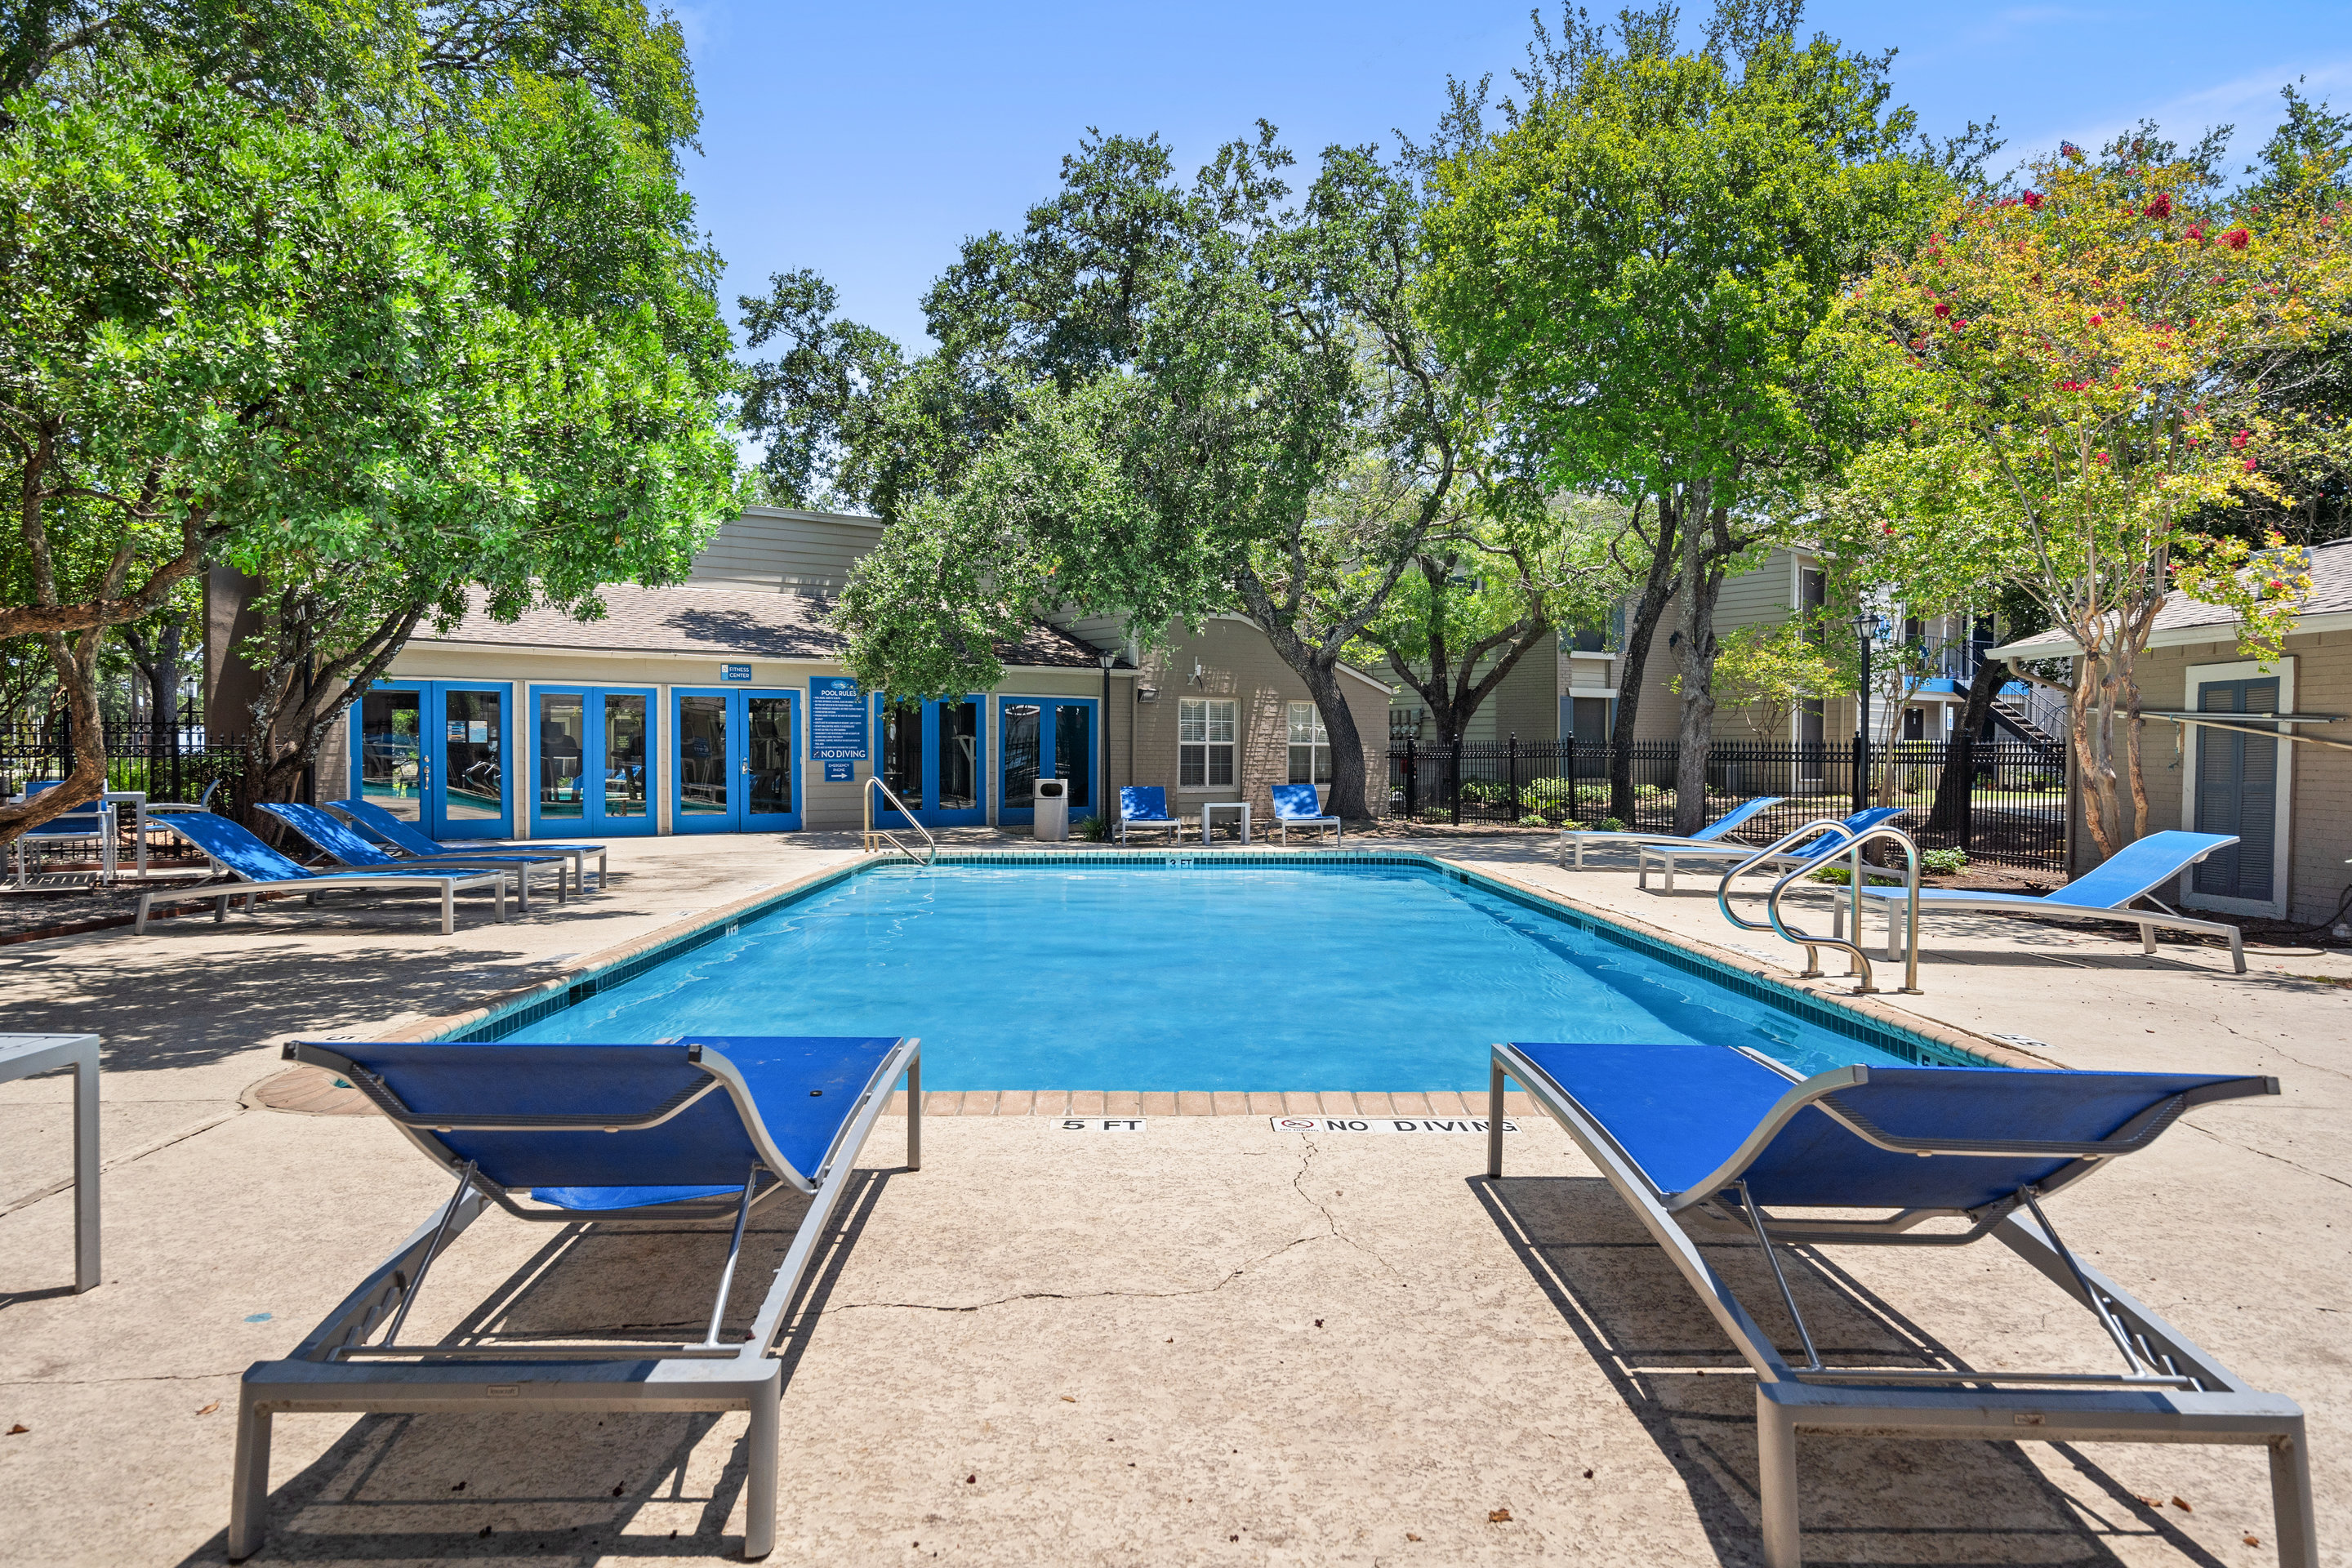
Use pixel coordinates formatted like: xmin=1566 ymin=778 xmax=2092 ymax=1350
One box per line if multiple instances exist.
xmin=809 ymin=677 xmax=866 ymax=781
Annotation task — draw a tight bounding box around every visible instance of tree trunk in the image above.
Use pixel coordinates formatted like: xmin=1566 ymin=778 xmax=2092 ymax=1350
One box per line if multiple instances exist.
xmin=1234 ymin=571 xmax=1374 ymax=820
xmin=0 ymin=631 xmax=109 ymax=847
xmin=1668 ymin=492 xmax=1730 ymax=837
xmin=1606 ymin=498 xmax=1680 ymax=824
xmin=1925 ymin=653 xmax=2006 ymax=832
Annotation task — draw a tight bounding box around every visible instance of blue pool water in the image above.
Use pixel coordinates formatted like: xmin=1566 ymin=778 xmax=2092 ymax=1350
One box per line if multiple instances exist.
xmin=501 ymin=862 xmax=1945 ymax=1089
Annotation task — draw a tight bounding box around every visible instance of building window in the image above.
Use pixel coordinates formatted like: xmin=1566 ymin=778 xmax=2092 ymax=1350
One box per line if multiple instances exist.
xmin=1286 ymin=702 xmax=1331 ymax=784
xmin=1179 ymin=698 xmax=1236 ymax=787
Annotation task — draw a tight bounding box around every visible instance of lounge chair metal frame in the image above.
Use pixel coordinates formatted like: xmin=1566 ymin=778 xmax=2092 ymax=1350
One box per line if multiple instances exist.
xmin=1638 ymin=805 xmax=1905 ymax=892
xmin=134 ymin=811 xmax=514 ymax=936
xmin=260 ymin=800 xmax=572 ymax=910
xmin=1830 ymin=831 xmax=2250 ymax=974
xmin=1554 ymin=795 xmax=1784 ymax=870
xmin=0 ymin=1033 xmax=100 ymax=1293
xmin=330 ymin=796 xmax=610 ymax=895
xmin=1114 ymin=786 xmax=1185 ymax=846
xmin=1267 ymin=782 xmax=1342 ymax=845
xmin=228 ymin=1036 xmax=922 ymax=1562
xmin=1486 ymin=1044 xmax=2315 ymax=1568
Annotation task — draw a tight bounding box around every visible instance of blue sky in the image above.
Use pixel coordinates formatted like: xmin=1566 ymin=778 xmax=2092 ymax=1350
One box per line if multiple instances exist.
xmin=673 ymin=2 xmax=2352 ymax=353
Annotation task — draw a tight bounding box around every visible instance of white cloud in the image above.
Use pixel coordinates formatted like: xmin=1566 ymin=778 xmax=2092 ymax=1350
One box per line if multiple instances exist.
xmin=2014 ymin=57 xmax=2352 ymax=165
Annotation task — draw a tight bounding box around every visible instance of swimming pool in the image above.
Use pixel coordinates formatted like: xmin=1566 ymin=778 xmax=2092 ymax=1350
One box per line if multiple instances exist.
xmin=485 ymin=857 xmax=1979 ymax=1090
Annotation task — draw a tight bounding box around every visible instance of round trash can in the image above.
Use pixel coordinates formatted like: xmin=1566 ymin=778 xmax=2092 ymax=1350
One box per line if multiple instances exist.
xmin=1034 ymin=777 xmax=1070 ymax=841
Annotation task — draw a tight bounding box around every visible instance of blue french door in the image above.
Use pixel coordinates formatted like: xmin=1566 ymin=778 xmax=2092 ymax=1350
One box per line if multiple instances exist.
xmin=996 ymin=697 xmax=1098 ymax=826
xmin=528 ymin=686 xmax=657 ymax=837
xmin=670 ymin=688 xmax=802 ymax=833
xmin=872 ymin=694 xmax=987 ymax=828
xmin=355 ymin=680 xmax=514 ymax=840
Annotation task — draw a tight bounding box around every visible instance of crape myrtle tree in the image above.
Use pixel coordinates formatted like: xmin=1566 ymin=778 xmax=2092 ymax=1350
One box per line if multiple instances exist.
xmin=1842 ymin=139 xmax=2349 ymax=858
xmin=0 ymin=5 xmax=739 ymax=843
xmin=1415 ymin=1 xmax=1957 ymax=832
xmin=777 ymin=129 xmax=1494 ymax=819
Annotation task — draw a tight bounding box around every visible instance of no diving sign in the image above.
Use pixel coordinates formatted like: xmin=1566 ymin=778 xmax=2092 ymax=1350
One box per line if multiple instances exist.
xmin=1271 ymin=1116 xmax=1517 ymax=1134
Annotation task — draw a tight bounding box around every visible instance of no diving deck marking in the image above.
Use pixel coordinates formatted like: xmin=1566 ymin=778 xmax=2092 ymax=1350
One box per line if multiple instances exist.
xmin=1272 ymin=1116 xmax=1519 ymax=1134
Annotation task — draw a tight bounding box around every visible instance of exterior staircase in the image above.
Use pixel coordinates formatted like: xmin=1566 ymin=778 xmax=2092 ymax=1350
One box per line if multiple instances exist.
xmin=1990 ymin=683 xmax=2067 ymax=746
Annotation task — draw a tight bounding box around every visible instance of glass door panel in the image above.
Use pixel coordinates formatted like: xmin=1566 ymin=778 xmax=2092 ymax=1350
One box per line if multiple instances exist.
xmin=744 ymin=694 xmax=796 ymax=826
xmin=1002 ymin=704 xmax=1041 ymax=813
xmin=678 ymin=694 xmax=730 ymax=822
xmin=938 ymin=699 xmax=979 ymax=811
xmin=880 ymin=698 xmax=924 ymax=810
xmin=440 ymin=689 xmax=506 ymax=826
xmin=537 ymin=693 xmax=586 ymax=821
xmin=1054 ymin=704 xmax=1092 ymax=812
xmin=359 ymin=689 xmax=424 ymax=821
xmin=603 ymin=695 xmax=649 ymax=819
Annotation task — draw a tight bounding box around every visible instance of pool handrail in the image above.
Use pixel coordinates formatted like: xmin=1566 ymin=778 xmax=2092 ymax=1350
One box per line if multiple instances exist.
xmin=1763 ymin=826 xmax=1923 ymax=996
xmin=1715 ymin=817 xmax=1853 ymax=976
xmin=862 ymin=773 xmax=936 ymax=867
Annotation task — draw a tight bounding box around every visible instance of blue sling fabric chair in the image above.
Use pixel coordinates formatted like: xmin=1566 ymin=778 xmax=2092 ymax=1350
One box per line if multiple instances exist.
xmin=228 ymin=1033 xmax=921 ymax=1563
xmin=1487 ymin=1040 xmax=2313 ymax=1568
xmin=261 ymin=801 xmax=572 ymax=909
xmin=1638 ymin=804 xmax=1906 ymax=891
xmin=1115 ymin=785 xmax=1184 ymax=845
xmin=332 ymin=795 xmax=608 ymax=893
xmin=1836 ymin=828 xmax=2250 ymax=973
xmin=138 ymin=809 xmax=512 ymax=935
xmin=1556 ymin=795 xmax=1784 ymax=869
xmin=1267 ymin=782 xmax=1342 ymax=845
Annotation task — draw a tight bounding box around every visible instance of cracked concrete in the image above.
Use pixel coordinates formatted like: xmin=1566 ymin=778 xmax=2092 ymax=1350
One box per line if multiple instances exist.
xmin=0 ymin=832 xmax=2345 ymax=1566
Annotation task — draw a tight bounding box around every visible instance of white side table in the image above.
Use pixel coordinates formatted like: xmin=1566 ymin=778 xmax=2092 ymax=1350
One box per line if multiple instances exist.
xmin=1201 ymin=801 xmax=1251 ymax=844
xmin=1 ymin=1033 xmax=100 ymax=1292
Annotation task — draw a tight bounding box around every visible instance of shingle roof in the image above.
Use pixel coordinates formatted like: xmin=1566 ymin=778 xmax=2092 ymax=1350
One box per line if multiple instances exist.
xmin=416 ymin=583 xmax=1117 ymax=670
xmin=1996 ymin=538 xmax=2352 ymax=657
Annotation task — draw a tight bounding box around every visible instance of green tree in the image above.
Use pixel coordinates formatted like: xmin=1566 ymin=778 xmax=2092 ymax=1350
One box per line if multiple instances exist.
xmin=0 ymin=6 xmax=737 ymax=841
xmin=1417 ymin=2 xmax=1946 ymax=831
xmin=1686 ymin=621 xmax=1845 ymax=742
xmin=798 ymin=129 xmax=1487 ymax=819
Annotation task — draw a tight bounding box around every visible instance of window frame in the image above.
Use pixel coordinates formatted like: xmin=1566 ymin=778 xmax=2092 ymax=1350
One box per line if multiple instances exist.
xmin=1178 ymin=697 xmax=1237 ymax=791
xmin=1285 ymin=700 xmax=1331 ymax=786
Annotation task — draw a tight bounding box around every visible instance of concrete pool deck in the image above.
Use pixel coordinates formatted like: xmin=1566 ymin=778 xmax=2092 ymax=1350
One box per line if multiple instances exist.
xmin=0 ymin=831 xmax=2345 ymax=1565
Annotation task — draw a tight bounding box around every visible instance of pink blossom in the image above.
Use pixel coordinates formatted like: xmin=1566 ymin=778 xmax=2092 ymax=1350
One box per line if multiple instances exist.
xmin=2185 ymin=222 xmax=2204 ymax=243
xmin=1934 ymin=302 xmax=1952 ymax=318
xmin=2222 ymin=228 xmax=2250 ymax=250
xmin=2230 ymin=430 xmax=2250 ymax=450
xmin=2243 ymin=457 xmax=2260 ymax=472
xmin=2021 ymin=190 xmax=2043 ymax=209
xmin=2089 ymin=314 xmax=2104 ymax=326
xmin=2145 ymin=192 xmax=2173 ymax=220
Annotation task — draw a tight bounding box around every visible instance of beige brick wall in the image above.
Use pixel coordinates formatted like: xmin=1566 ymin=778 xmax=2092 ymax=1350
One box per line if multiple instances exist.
xmin=1131 ymin=618 xmax=1391 ymax=819
xmin=2073 ymin=630 xmax=2352 ymax=924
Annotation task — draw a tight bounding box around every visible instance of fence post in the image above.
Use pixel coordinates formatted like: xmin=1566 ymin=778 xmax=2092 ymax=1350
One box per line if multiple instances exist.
xmin=1404 ymin=735 xmax=1417 ymax=817
xmin=1507 ymin=733 xmax=1518 ymax=821
xmin=1449 ymin=742 xmax=1461 ymax=826
xmin=1954 ymin=733 xmax=1975 ymax=855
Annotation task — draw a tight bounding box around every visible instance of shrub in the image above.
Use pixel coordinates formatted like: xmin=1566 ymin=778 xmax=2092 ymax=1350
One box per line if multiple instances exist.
xmin=1918 ymin=847 xmax=1967 ymax=875
xmin=1519 ymin=813 xmax=1548 ymax=826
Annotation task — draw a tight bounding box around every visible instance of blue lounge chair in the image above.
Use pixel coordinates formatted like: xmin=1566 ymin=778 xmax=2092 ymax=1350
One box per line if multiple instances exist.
xmin=1837 ymin=828 xmax=2249 ymax=973
xmin=138 ymin=810 xmax=513 ymax=934
xmin=1116 ymin=785 xmax=1185 ymax=845
xmin=1556 ymin=795 xmax=1784 ymax=869
xmin=229 ymin=1033 xmax=921 ymax=1563
xmin=1640 ymin=804 xmax=1906 ymax=891
xmin=1268 ymin=782 xmax=1342 ymax=845
xmin=8 ymin=781 xmax=115 ymax=888
xmin=332 ymin=795 xmax=608 ymax=893
xmin=261 ymin=801 xmax=572 ymax=910
xmin=1487 ymin=1040 xmax=2312 ymax=1568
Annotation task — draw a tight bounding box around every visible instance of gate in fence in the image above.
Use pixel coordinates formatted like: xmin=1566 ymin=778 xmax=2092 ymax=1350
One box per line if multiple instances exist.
xmin=1389 ymin=735 xmax=2069 ymax=871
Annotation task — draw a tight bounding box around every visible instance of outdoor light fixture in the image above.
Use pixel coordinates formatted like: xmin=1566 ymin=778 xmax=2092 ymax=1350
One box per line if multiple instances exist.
xmin=1851 ymin=608 xmax=1884 ymax=812
xmin=1137 ymin=685 xmax=1157 ymax=702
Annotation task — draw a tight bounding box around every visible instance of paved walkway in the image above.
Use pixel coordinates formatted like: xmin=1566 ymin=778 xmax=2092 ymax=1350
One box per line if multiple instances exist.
xmin=0 ymin=833 xmax=2344 ymax=1566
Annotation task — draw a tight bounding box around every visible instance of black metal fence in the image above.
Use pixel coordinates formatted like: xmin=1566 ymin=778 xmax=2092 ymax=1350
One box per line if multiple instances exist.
xmin=2 ymin=714 xmax=249 ymax=811
xmin=1389 ymin=736 xmax=2069 ymax=871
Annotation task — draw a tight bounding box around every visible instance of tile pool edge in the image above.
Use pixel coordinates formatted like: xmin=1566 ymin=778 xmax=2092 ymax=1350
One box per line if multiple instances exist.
xmin=382 ymin=847 xmax=2052 ymax=1079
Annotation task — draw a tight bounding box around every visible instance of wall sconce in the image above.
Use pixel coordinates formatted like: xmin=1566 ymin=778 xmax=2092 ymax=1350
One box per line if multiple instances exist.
xmin=1191 ymin=660 xmax=1204 ymax=685
xmin=1137 ymin=685 xmax=1158 ymax=702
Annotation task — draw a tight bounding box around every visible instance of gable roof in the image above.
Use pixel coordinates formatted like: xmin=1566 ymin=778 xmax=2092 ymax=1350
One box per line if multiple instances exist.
xmin=413 ymin=583 xmax=1116 ymax=670
xmin=1994 ymin=538 xmax=2352 ymax=659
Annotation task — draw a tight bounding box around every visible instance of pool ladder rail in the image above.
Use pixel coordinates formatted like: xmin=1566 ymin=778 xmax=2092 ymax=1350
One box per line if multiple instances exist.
xmin=1715 ymin=822 xmax=1924 ymax=996
xmin=862 ymin=775 xmax=938 ymax=868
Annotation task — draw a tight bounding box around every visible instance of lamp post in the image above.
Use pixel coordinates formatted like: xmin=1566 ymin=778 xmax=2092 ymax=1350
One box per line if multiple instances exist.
xmin=1851 ymin=608 xmax=1878 ymax=813
xmin=1099 ymin=651 xmax=1116 ymax=832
